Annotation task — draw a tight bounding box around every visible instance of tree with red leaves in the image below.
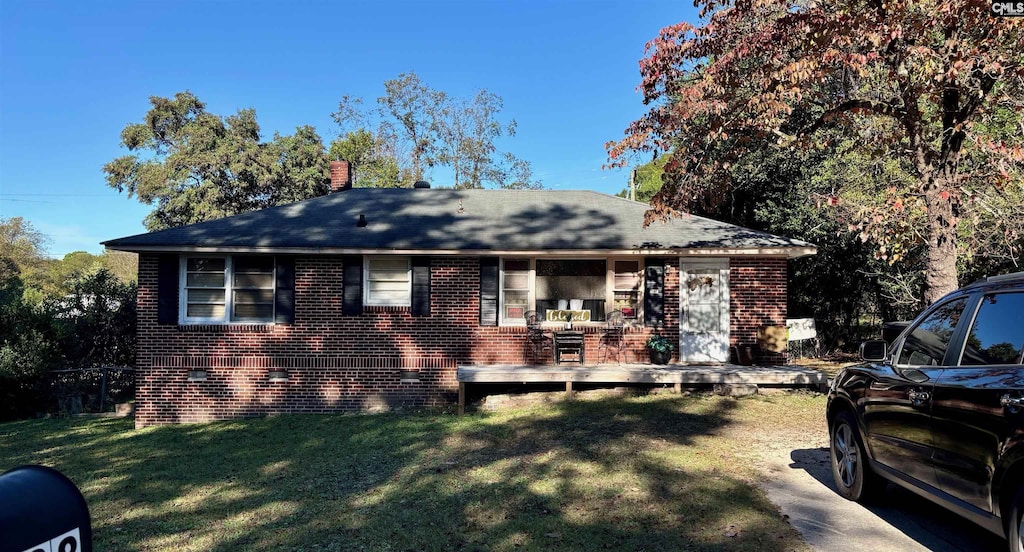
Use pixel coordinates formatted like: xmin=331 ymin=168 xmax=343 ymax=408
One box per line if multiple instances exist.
xmin=609 ymin=0 xmax=1023 ymax=303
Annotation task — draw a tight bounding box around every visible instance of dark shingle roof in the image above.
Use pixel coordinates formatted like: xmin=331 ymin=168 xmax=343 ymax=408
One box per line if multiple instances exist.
xmin=103 ymin=189 xmax=815 ymax=256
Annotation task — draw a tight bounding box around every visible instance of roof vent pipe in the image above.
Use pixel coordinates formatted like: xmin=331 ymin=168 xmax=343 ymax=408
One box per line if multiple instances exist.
xmin=413 ymin=180 xmax=431 ymax=189
xmin=356 ymin=214 xmax=367 ymax=227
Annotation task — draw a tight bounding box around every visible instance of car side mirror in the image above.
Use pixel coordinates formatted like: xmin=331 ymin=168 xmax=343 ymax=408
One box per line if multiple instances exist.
xmin=860 ymin=340 xmax=888 ymax=362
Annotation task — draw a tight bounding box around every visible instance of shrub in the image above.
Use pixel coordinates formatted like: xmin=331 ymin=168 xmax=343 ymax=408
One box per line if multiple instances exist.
xmin=646 ymin=334 xmax=676 ymax=353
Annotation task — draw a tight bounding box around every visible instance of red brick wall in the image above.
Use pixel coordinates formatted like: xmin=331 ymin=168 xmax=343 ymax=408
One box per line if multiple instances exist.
xmin=136 ymin=356 xmax=456 ymax=425
xmin=136 ymin=256 xmax=477 ymax=426
xmin=135 ymin=254 xmax=786 ymax=426
xmin=729 ymin=257 xmax=788 ymax=364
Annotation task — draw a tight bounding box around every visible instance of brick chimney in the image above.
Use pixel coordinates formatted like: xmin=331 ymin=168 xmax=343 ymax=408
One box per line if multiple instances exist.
xmin=330 ymin=160 xmax=352 ymax=192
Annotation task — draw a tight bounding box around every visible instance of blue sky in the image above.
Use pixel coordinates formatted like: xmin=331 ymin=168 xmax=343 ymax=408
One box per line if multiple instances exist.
xmin=0 ymin=0 xmax=692 ymax=257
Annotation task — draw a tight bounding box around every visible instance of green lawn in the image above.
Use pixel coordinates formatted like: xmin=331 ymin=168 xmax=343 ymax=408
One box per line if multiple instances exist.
xmin=0 ymin=392 xmax=824 ymax=551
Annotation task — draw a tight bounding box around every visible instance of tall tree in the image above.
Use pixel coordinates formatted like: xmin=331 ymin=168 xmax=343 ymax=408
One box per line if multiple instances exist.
xmin=334 ymin=73 xmax=541 ymax=189
xmin=328 ymin=129 xmax=403 ymax=188
xmin=40 ymin=251 xmax=103 ymax=297
xmin=0 ymin=217 xmax=49 ymax=277
xmin=609 ymin=0 xmax=1024 ymax=303
xmin=377 ymin=72 xmax=443 ymax=181
xmin=48 ymin=269 xmax=137 ymax=369
xmin=104 ymin=92 xmax=330 ymax=230
xmin=0 ymin=248 xmax=60 ymax=420
xmin=617 ymin=155 xmax=669 ymax=203
xmin=434 ymin=90 xmax=536 ymax=189
xmin=100 ymin=251 xmax=139 ymax=284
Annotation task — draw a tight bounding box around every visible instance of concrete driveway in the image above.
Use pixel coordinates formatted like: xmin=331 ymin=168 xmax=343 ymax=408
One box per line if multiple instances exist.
xmin=761 ymin=446 xmax=1006 ymax=551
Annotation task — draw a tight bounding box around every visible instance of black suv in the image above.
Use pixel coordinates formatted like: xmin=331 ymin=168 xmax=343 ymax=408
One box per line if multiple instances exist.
xmin=827 ymin=271 xmax=1024 ymax=549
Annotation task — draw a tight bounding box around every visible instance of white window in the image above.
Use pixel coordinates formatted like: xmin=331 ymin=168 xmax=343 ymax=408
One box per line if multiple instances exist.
xmin=364 ymin=256 xmax=411 ymax=306
xmin=501 ymin=259 xmax=530 ymax=322
xmin=181 ymin=256 xmax=275 ymax=324
xmin=611 ymin=260 xmax=642 ymax=319
xmin=496 ymin=257 xmax=644 ymax=325
xmin=535 ymin=259 xmax=607 ymax=321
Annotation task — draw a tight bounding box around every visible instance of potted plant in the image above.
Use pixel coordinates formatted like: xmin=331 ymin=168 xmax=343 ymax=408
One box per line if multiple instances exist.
xmin=646 ymin=334 xmax=675 ymax=365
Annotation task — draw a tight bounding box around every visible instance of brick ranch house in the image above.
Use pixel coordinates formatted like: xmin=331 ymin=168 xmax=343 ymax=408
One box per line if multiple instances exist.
xmin=104 ymin=161 xmax=816 ymax=427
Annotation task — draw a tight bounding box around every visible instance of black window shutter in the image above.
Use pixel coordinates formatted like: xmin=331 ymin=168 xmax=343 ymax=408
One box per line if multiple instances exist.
xmin=157 ymin=254 xmax=179 ymax=325
xmin=644 ymin=258 xmax=665 ymax=327
xmin=479 ymin=257 xmax=499 ymax=326
xmin=411 ymin=256 xmax=431 ymax=317
xmin=275 ymin=256 xmax=295 ymax=324
xmin=342 ymin=256 xmax=363 ymax=316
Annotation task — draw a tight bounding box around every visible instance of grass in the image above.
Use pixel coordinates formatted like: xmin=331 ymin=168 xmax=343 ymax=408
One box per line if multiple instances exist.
xmin=0 ymin=392 xmax=826 ymax=551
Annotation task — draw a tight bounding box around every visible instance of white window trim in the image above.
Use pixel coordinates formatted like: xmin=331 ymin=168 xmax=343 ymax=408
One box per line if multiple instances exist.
xmin=497 ymin=257 xmax=645 ymax=327
xmin=363 ymin=255 xmax=412 ymax=307
xmin=535 ymin=257 xmax=607 ymax=327
xmin=608 ymin=257 xmax=644 ymax=321
xmin=500 ymin=257 xmax=534 ymax=325
xmin=179 ymin=255 xmax=277 ymax=325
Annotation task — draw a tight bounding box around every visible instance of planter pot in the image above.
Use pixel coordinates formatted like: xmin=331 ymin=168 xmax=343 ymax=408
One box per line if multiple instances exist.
xmin=649 ymin=349 xmax=672 ymax=365
xmin=733 ymin=345 xmax=758 ymax=366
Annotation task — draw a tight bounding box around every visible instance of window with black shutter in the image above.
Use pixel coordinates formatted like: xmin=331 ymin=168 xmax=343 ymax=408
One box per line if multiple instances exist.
xmin=157 ymin=254 xmax=179 ymax=325
xmin=178 ymin=255 xmax=278 ymax=324
xmin=411 ymin=257 xmax=431 ymax=316
xmin=275 ymin=256 xmax=295 ymax=324
xmin=479 ymin=257 xmax=499 ymax=326
xmin=342 ymin=256 xmax=363 ymax=315
xmin=644 ymin=259 xmax=665 ymax=327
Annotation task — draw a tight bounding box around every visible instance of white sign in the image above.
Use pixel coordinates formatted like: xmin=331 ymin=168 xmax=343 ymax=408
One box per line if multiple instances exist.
xmin=22 ymin=527 xmax=81 ymax=552
xmin=786 ymin=318 xmax=817 ymax=342
xmin=545 ymin=310 xmax=591 ymax=322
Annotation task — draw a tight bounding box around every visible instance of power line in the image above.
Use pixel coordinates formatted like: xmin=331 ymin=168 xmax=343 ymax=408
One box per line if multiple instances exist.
xmin=0 ymin=193 xmax=110 ymax=197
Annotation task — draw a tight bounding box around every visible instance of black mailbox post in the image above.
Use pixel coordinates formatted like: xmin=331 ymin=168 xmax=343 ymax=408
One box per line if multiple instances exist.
xmin=0 ymin=465 xmax=93 ymax=552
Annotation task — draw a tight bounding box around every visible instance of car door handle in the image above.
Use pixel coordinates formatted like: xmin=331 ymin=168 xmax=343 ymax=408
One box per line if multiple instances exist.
xmin=908 ymin=389 xmax=931 ymax=407
xmin=1001 ymin=394 xmax=1024 ymax=412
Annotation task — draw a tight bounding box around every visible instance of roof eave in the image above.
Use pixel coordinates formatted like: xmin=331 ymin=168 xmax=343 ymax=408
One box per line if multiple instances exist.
xmin=104 ymin=244 xmax=817 ymax=258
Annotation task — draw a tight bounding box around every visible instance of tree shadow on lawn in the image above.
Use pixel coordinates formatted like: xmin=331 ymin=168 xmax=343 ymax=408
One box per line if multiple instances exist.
xmin=0 ymin=395 xmax=806 ymax=551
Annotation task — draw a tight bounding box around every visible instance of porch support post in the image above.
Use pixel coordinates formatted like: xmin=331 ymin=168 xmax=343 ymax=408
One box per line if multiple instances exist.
xmin=674 ymin=382 xmax=682 ymax=394
xmin=565 ymin=381 xmax=573 ymax=400
xmin=458 ymin=382 xmax=466 ymax=415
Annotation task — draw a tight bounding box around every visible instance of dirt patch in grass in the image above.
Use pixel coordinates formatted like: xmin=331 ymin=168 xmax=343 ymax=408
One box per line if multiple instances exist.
xmin=790 ymin=355 xmax=860 ymax=378
xmin=723 ymin=391 xmax=829 ymax=464
xmin=0 ymin=395 xmax=820 ymax=551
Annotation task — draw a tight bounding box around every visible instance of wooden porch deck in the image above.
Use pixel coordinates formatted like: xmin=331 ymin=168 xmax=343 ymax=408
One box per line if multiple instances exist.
xmin=455 ymin=363 xmax=828 ymax=413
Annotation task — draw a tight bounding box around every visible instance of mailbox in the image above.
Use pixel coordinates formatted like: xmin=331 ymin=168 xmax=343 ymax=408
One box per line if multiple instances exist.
xmin=0 ymin=465 xmax=92 ymax=552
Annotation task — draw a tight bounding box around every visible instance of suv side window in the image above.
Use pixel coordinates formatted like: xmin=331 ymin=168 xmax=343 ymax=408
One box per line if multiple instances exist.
xmin=897 ymin=298 xmax=968 ymax=366
xmin=959 ymin=292 xmax=1024 ymax=365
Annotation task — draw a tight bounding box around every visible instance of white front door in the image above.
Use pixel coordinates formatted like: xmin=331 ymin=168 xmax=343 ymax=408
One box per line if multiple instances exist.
xmin=679 ymin=259 xmax=730 ymax=363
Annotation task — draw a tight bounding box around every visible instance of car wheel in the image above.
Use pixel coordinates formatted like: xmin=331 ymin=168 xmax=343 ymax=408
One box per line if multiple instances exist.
xmin=1008 ymin=487 xmax=1024 ymax=552
xmin=830 ymin=410 xmax=883 ymax=501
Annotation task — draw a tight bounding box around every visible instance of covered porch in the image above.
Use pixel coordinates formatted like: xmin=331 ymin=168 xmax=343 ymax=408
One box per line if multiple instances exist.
xmin=456 ymin=363 xmax=828 ymax=413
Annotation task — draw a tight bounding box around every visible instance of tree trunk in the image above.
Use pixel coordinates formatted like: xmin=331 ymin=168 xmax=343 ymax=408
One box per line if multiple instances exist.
xmin=922 ymin=185 xmax=960 ymax=304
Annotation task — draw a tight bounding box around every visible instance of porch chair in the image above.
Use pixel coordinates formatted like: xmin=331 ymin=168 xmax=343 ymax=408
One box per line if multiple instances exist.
xmin=598 ymin=310 xmax=626 ymax=364
xmin=524 ymin=310 xmax=552 ymax=364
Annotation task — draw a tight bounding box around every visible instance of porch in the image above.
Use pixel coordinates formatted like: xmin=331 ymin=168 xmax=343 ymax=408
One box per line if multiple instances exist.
xmin=455 ymin=363 xmax=828 ymax=413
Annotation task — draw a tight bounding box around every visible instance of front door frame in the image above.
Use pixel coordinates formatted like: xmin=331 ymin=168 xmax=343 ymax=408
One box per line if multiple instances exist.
xmin=679 ymin=258 xmax=730 ymax=363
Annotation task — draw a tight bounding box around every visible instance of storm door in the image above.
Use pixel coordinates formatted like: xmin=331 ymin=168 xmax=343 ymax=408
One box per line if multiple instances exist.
xmin=679 ymin=259 xmax=730 ymax=362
